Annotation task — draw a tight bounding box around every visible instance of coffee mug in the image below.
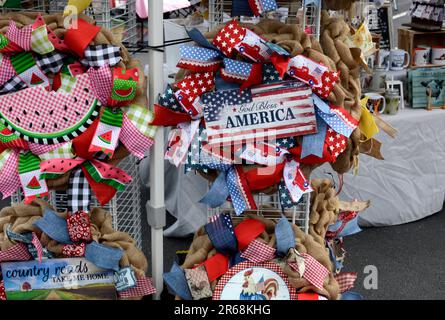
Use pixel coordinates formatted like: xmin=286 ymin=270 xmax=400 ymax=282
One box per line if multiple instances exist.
xmin=389 ymin=49 xmax=410 ymax=70
xmin=418 ymin=45 xmax=431 ymax=62
xmin=432 ymin=46 xmax=445 ymax=66
xmin=413 ymin=48 xmax=429 ymax=66
xmin=365 ymin=92 xmax=386 ymax=114
xmin=377 ymin=49 xmax=390 ymax=69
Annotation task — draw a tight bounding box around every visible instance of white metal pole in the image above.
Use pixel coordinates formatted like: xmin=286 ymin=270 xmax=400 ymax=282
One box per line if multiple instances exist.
xmin=147 ymin=0 xmax=165 ymax=300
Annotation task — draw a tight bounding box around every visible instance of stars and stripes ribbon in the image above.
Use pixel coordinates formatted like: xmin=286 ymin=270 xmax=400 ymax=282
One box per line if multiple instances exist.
xmin=174 ymin=72 xmax=215 ymax=118
xmin=213 ymin=20 xmax=246 ymax=58
xmin=248 ymin=0 xmax=277 ymax=16
xmin=313 ymin=95 xmax=359 ymax=138
xmin=220 ymin=58 xmax=262 ymax=90
xmin=40 ymin=156 xmax=132 ymax=206
xmin=177 ymin=45 xmax=222 ymax=73
xmin=158 ymin=84 xmax=184 ymax=112
xmin=199 ymin=149 xmax=257 ymax=216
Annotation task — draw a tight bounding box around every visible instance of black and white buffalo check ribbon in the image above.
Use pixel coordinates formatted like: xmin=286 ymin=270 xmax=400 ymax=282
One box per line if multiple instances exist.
xmin=0 ymin=75 xmax=27 ymax=94
xmin=81 ymin=44 xmax=122 ymax=67
xmin=67 ymin=168 xmax=91 ymax=213
xmin=35 ymin=51 xmax=66 ymax=74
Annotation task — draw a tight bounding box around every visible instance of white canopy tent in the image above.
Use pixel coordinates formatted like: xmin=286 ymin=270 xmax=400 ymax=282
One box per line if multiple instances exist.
xmin=147 ymin=0 xmax=165 ymax=300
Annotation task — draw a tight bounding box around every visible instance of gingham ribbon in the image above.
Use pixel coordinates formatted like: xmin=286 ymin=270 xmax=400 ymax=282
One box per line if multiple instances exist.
xmin=9 ymin=51 xmax=50 ymax=89
xmin=289 ymin=252 xmax=330 ymax=290
xmin=118 ymin=276 xmax=156 ymax=298
xmin=31 ymin=232 xmax=44 ymax=262
xmin=335 ymin=272 xmax=357 ymax=293
xmin=35 ymin=51 xmax=65 ymax=74
xmin=6 ymin=20 xmax=32 ymax=51
xmin=0 ymin=150 xmax=21 ymax=199
xmin=240 ymin=239 xmax=276 ymax=263
xmin=0 ymin=56 xmax=16 ymax=86
xmin=88 ymin=65 xmax=113 ymax=106
xmin=81 ymin=44 xmax=122 ymax=67
xmin=0 ymin=242 xmax=31 ymax=262
xmin=31 ymin=23 xmax=55 ymax=55
xmin=67 ymin=169 xmax=91 ymax=213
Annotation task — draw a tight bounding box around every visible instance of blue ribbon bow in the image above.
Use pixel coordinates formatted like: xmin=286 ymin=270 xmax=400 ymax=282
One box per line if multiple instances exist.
xmin=163 ymin=261 xmax=193 ymax=300
xmin=275 ymin=216 xmax=296 ymax=256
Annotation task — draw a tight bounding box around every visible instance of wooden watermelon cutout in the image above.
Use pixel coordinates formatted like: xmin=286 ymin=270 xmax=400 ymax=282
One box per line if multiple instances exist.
xmin=98 ymin=130 xmax=112 ymax=144
xmin=26 ymin=176 xmax=41 ymax=190
xmin=0 ymin=73 xmax=101 ymax=144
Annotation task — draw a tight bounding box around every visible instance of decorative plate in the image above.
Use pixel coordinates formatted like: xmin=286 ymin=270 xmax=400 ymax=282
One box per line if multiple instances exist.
xmin=212 ymin=261 xmax=297 ymax=300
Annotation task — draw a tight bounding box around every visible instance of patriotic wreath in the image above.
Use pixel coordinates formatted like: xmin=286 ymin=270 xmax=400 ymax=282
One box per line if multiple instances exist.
xmin=153 ymin=17 xmax=364 ymax=216
xmin=0 ymin=13 xmax=156 ymax=208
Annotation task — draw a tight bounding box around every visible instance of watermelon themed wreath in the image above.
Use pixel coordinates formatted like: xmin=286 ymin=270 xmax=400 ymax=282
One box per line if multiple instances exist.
xmin=0 ymin=12 xmax=155 ymax=208
xmin=0 ymin=200 xmax=155 ymax=300
xmin=163 ymin=179 xmax=367 ymax=300
xmin=152 ymin=13 xmax=375 ymax=217
xmin=0 ymin=12 xmax=156 ymax=300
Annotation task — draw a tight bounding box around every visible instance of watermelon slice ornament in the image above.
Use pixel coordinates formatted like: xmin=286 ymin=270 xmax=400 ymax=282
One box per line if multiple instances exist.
xmin=0 ymin=73 xmax=101 ymax=144
xmin=18 ymin=151 xmax=49 ymax=203
xmin=88 ymin=108 xmax=123 ymax=158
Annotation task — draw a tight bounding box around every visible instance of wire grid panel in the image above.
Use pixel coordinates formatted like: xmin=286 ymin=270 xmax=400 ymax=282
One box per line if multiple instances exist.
xmin=0 ymin=0 xmax=45 ymax=13
xmin=208 ymin=192 xmax=311 ymax=233
xmin=10 ymin=155 xmax=143 ymax=249
xmin=47 ymin=0 xmax=139 ymax=46
xmin=302 ymin=0 xmax=321 ymax=40
xmin=208 ymin=0 xmax=304 ymax=27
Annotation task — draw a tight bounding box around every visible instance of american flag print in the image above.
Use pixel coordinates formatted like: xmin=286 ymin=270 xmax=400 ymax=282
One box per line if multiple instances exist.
xmin=248 ymin=0 xmax=278 ymax=16
xmin=158 ymin=84 xmax=183 ymax=112
xmin=213 ymin=20 xmax=246 ymax=57
xmin=177 ymin=45 xmax=221 ymax=72
xmin=202 ymin=80 xmax=317 ymax=147
xmin=220 ymin=58 xmax=252 ymax=82
xmin=262 ymin=63 xmax=283 ymax=84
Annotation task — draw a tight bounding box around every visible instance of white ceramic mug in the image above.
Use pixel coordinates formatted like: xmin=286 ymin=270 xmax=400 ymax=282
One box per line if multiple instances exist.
xmin=365 ymin=92 xmax=386 ymax=114
xmin=432 ymin=46 xmax=445 ymax=66
xmin=413 ymin=48 xmax=429 ymax=66
xmin=389 ymin=49 xmax=410 ymax=70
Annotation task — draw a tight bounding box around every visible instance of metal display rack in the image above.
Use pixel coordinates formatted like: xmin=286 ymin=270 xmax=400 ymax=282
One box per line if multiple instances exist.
xmin=208 ymin=193 xmax=311 ymax=233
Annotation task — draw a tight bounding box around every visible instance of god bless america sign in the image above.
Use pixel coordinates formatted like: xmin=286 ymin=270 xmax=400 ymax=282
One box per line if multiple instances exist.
xmin=202 ymin=81 xmax=317 ymax=146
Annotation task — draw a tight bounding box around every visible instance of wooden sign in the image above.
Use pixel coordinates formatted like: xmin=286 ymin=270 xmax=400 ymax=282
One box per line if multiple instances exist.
xmin=202 ymin=80 xmax=317 ymax=147
xmin=1 ymin=258 xmax=116 ymax=300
